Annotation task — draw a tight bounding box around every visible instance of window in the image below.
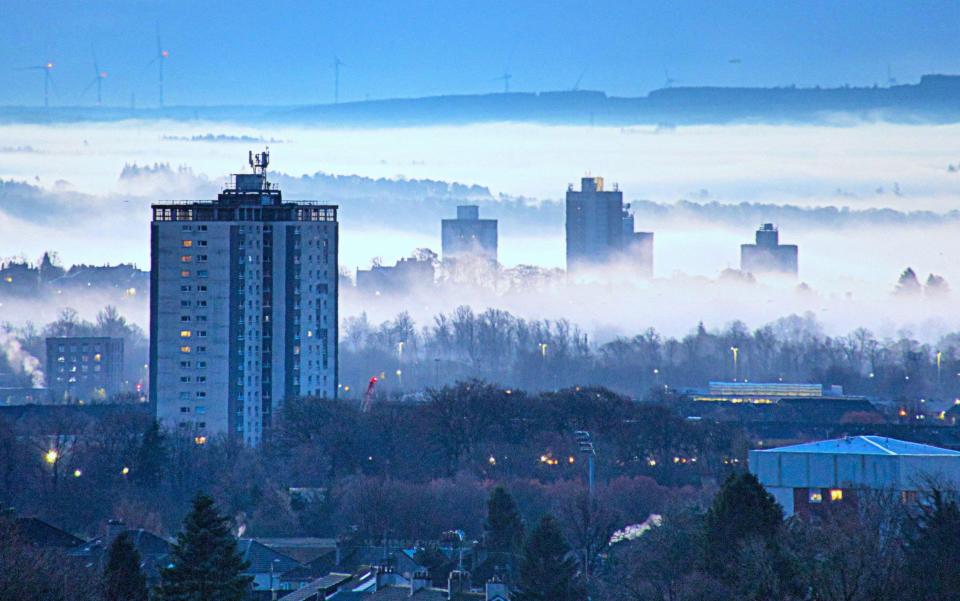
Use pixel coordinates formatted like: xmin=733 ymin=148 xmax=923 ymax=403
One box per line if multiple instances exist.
xmin=180 ymin=376 xmax=191 ymax=383
xmin=195 ymin=406 xmax=206 ymax=414
xmin=197 ymin=255 xmax=208 ymax=262
xmin=199 ymin=225 xmax=208 ymax=231
xmin=180 ymin=301 xmax=191 ymax=308
xmin=830 ymin=489 xmax=843 ymax=502
xmin=198 ymin=240 xmax=208 ymax=247
xmin=197 ymin=331 xmax=207 ymax=337
xmin=198 ymin=270 xmax=208 ymax=278
xmin=180 ymin=330 xmax=192 ymax=338
xmin=180 ymin=270 xmax=191 ymax=277
xmin=181 ymin=225 xmax=192 ymax=231
xmin=179 ymin=361 xmax=191 ymax=368
xmin=808 ymin=489 xmax=823 ymax=504
xmin=197 ymin=361 xmax=207 ymax=368
xmin=182 ymin=240 xmax=193 ymax=247
xmin=198 ymin=285 xmax=208 ymax=292
xmin=179 ymin=392 xmax=191 ymax=400
xmin=181 ymin=285 xmax=192 ymax=292
xmin=180 ymin=315 xmax=191 ymax=321
xmin=180 ymin=345 xmax=191 ymax=353
xmin=181 ymin=255 xmax=192 ymax=263
xmin=180 ymin=407 xmax=190 ymax=413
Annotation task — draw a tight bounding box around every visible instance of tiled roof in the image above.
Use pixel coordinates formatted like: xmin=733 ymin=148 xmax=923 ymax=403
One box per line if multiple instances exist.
xmin=238 ymin=539 xmax=304 ymax=574
xmin=277 ymin=573 xmax=353 ymax=601
xmin=13 ymin=517 xmax=84 ymax=548
xmin=754 ymin=435 xmax=960 ymax=456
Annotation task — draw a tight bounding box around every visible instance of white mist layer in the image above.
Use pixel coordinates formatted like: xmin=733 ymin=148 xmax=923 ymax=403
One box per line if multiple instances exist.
xmin=0 ymin=120 xmax=959 ymax=340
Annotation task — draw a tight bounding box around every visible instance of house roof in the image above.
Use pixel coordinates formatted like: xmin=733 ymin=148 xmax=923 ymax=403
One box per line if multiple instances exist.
xmin=277 ymin=573 xmax=353 ymax=601
xmin=238 ymin=539 xmax=304 ymax=574
xmin=753 ymin=435 xmax=960 ymax=457
xmin=332 ymin=586 xmax=482 ymax=600
xmin=13 ymin=517 xmax=84 ymax=548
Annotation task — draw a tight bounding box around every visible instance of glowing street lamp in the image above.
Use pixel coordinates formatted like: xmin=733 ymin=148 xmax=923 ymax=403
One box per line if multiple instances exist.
xmin=730 ymin=346 xmax=739 ymax=381
xmin=44 ymin=449 xmax=58 ymax=465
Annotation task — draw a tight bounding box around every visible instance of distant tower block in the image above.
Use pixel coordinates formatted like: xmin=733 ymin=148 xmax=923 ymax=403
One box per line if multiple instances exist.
xmin=740 ymin=223 xmax=798 ymax=276
xmin=441 ymin=205 xmax=498 ymax=264
xmin=566 ymin=176 xmax=653 ymax=276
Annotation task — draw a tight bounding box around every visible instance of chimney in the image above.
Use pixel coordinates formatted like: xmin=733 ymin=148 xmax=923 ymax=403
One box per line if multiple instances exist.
xmin=106 ymin=519 xmax=125 ymax=547
xmin=485 ymin=576 xmax=510 ymax=600
xmin=410 ymin=570 xmax=430 ymax=596
xmin=447 ymin=570 xmax=470 ymax=598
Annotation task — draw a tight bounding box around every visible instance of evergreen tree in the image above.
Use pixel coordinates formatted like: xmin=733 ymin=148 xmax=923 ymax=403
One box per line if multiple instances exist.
xmin=484 ymin=486 xmax=524 ymax=553
xmin=514 ymin=514 xmax=584 ymax=601
xmin=702 ymin=472 xmax=783 ymax=579
xmin=103 ymin=533 xmax=148 ymax=601
xmin=903 ymin=490 xmax=960 ymax=600
xmin=158 ymin=493 xmax=251 ymax=601
xmin=133 ymin=420 xmax=166 ymax=487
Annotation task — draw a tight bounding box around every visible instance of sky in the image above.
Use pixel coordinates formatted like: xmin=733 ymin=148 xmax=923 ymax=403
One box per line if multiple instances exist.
xmin=2 ymin=0 xmax=960 ymax=107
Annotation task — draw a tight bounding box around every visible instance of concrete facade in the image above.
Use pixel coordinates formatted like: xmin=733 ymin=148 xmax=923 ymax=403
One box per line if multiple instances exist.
xmin=45 ymin=337 xmax=124 ymax=403
xmin=441 ymin=205 xmax=498 ymax=264
xmin=740 ymin=223 xmax=798 ymax=276
xmin=151 ymin=155 xmax=338 ymax=445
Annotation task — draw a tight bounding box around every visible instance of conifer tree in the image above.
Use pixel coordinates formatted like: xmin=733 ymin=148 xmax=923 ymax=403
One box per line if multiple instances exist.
xmin=702 ymin=472 xmax=783 ymax=579
xmin=485 ymin=486 xmax=525 ymax=553
xmin=514 ymin=514 xmax=584 ymax=601
xmin=158 ymin=493 xmax=251 ymax=601
xmin=103 ymin=532 xmax=148 ymax=601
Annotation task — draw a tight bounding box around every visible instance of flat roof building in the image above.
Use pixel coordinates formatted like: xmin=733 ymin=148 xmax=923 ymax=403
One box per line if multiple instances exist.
xmin=750 ymin=435 xmax=960 ymax=516
xmin=150 ymin=150 xmax=338 ymax=445
xmin=566 ymin=177 xmax=653 ymax=275
xmin=356 ymin=257 xmax=435 ymax=296
xmin=441 ymin=205 xmax=498 ymax=264
xmin=740 ymin=223 xmax=798 ymax=276
xmin=46 ymin=336 xmax=124 ymax=403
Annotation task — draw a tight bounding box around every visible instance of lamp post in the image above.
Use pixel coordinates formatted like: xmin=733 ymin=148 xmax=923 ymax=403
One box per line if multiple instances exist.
xmin=730 ymin=346 xmax=739 ymax=381
xmin=937 ymin=350 xmax=943 ymax=390
xmin=574 ymin=430 xmax=596 ymax=498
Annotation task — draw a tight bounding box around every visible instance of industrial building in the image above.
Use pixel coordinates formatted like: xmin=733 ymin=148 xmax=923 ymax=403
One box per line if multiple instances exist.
xmin=150 ymin=150 xmax=338 ymax=446
xmin=565 ymin=177 xmax=653 ymax=274
xmin=46 ymin=336 xmax=124 ymax=403
xmin=441 ymin=205 xmax=498 ymax=264
xmin=740 ymin=223 xmax=798 ymax=276
xmin=692 ymin=381 xmax=845 ymax=404
xmin=749 ymin=435 xmax=960 ymax=516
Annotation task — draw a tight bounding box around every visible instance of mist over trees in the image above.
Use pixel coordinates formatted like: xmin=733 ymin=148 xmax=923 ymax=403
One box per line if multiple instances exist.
xmin=342 ymin=308 xmax=960 ymax=400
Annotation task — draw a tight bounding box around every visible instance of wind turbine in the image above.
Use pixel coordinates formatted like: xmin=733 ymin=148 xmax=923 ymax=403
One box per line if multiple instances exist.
xmin=145 ymin=32 xmax=170 ymax=106
xmin=19 ymin=61 xmax=55 ymax=107
xmin=663 ymin=68 xmax=676 ymax=88
xmin=571 ymin=67 xmax=588 ymax=91
xmin=82 ymin=48 xmax=108 ymax=106
xmin=333 ymin=56 xmax=345 ymax=103
xmin=493 ymin=70 xmax=512 ymax=93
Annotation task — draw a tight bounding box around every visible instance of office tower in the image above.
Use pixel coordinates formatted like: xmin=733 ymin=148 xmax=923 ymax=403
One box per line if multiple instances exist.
xmin=46 ymin=336 xmax=124 ymax=403
xmin=740 ymin=223 xmax=798 ymax=276
xmin=566 ymin=176 xmax=653 ymax=275
xmin=441 ymin=205 xmax=498 ymax=263
xmin=150 ymin=151 xmax=338 ymax=446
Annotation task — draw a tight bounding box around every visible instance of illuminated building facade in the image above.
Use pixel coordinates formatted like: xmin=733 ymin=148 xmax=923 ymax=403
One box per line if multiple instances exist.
xmin=46 ymin=336 xmax=124 ymax=403
xmin=150 ymin=151 xmax=338 ymax=445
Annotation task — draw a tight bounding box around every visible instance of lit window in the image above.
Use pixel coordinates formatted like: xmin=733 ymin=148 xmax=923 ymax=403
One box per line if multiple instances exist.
xmin=93 ymin=353 xmax=101 ymax=362
xmin=182 ymin=240 xmax=193 ymax=247
xmin=181 ymin=255 xmax=192 ymax=262
xmin=180 ymin=330 xmax=192 ymax=338
xmin=808 ymin=489 xmax=823 ymax=504
xmin=180 ymin=345 xmax=191 ymax=353
xmin=830 ymin=489 xmax=843 ymax=502
xmin=181 ymin=270 xmax=191 ymax=277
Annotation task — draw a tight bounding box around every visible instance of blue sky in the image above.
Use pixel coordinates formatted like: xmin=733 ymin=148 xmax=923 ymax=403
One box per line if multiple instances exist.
xmin=2 ymin=0 xmax=959 ymax=106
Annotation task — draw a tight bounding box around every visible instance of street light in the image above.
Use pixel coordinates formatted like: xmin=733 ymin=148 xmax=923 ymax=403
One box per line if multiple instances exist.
xmin=574 ymin=430 xmax=596 ymax=498
xmin=730 ymin=346 xmax=739 ymax=381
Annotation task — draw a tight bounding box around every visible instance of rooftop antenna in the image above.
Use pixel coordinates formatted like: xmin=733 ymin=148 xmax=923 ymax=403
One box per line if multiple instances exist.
xmin=492 ymin=70 xmax=512 ymax=93
xmin=19 ymin=61 xmax=55 ymax=108
xmin=82 ymin=46 xmax=108 ymax=106
xmin=144 ymin=30 xmax=170 ymax=106
xmin=333 ymin=56 xmax=345 ymax=103
xmin=250 ymin=148 xmax=270 ymax=176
